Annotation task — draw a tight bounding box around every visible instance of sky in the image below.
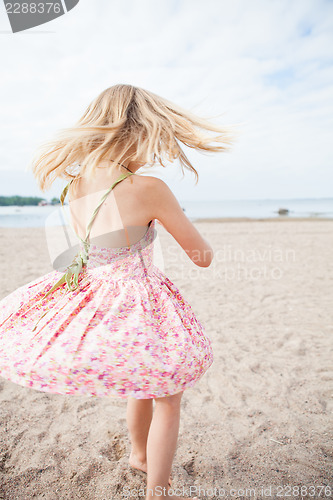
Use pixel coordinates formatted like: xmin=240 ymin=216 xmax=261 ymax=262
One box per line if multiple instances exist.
xmin=0 ymin=0 xmax=332 ymax=201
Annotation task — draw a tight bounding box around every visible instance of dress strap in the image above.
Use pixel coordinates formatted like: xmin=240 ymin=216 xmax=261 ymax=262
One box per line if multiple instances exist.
xmin=59 ymin=180 xmax=85 ymax=244
xmin=84 ymin=172 xmax=134 ymax=243
xmin=59 ymin=172 xmax=134 ymax=244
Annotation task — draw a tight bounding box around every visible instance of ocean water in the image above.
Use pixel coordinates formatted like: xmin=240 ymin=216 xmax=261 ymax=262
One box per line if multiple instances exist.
xmin=181 ymin=198 xmax=333 ymax=219
xmin=0 ymin=198 xmax=332 ymax=228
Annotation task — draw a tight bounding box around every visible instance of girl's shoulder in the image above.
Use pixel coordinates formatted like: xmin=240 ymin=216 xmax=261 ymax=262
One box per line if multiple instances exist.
xmin=131 ymin=174 xmax=173 ymax=198
xmin=130 ymin=174 xmax=167 ymax=187
xmin=127 ymin=174 xmax=178 ymax=225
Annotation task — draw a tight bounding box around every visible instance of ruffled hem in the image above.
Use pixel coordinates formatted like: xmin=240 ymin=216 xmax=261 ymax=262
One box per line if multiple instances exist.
xmin=0 ymin=356 xmax=213 ymax=399
xmin=0 ymin=265 xmax=214 ymax=398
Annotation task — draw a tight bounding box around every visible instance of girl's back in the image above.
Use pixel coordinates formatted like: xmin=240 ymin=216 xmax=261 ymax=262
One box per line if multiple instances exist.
xmin=68 ymin=165 xmax=155 ymax=248
xmin=68 ymin=163 xmax=214 ymax=267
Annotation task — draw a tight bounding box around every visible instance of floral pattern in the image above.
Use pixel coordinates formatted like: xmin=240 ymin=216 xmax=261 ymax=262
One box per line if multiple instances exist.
xmin=0 ymin=219 xmax=214 ymax=399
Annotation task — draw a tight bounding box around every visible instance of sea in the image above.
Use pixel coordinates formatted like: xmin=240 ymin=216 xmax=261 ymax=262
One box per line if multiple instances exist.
xmin=0 ymin=198 xmax=332 ymax=228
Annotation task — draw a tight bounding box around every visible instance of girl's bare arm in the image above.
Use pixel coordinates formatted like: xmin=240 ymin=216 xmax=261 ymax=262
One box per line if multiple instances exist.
xmin=142 ymin=176 xmax=214 ymax=267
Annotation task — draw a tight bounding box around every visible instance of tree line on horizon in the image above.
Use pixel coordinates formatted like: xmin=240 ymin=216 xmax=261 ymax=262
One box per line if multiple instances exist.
xmin=0 ymin=196 xmax=61 ymax=206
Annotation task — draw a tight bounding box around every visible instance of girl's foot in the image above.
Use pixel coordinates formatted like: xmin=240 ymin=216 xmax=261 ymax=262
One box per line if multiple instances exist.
xmin=129 ymin=451 xmax=173 ymax=486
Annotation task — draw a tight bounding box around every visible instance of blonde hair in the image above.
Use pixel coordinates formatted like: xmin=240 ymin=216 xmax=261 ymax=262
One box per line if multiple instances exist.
xmin=30 ymin=84 xmax=234 ymax=194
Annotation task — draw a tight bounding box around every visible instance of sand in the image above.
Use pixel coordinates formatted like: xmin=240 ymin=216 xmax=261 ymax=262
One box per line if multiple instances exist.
xmin=0 ymin=219 xmax=332 ymax=499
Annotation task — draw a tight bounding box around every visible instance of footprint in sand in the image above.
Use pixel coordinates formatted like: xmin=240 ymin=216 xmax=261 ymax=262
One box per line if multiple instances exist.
xmin=99 ymin=432 xmax=126 ymax=461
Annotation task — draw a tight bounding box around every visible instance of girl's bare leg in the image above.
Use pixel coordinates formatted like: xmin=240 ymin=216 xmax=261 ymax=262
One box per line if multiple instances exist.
xmin=126 ymin=396 xmax=173 ymax=485
xmin=145 ymin=391 xmax=198 ymax=500
xmin=127 ymin=396 xmax=153 ymax=470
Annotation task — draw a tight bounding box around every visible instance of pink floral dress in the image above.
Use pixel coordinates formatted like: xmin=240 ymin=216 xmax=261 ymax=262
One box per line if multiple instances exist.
xmin=0 ymin=172 xmax=214 ymax=399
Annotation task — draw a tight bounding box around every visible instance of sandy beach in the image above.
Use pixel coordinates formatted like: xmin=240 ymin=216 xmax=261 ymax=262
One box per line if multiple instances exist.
xmin=0 ymin=219 xmax=332 ymax=499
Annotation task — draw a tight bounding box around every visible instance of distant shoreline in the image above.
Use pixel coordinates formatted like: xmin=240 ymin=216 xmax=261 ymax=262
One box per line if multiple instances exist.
xmin=1 ymin=198 xmax=333 ymax=225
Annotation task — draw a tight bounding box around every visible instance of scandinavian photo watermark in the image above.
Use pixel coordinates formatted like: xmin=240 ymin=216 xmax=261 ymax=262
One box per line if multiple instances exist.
xmin=164 ymin=243 xmax=297 ymax=282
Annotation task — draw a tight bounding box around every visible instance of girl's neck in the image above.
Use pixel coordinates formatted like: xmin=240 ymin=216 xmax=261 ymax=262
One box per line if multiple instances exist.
xmin=77 ymin=163 xmax=137 ymax=187
xmin=96 ymin=158 xmax=145 ymax=174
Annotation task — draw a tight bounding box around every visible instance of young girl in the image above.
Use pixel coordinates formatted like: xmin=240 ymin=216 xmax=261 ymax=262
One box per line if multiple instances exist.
xmin=0 ymin=84 xmax=232 ymax=500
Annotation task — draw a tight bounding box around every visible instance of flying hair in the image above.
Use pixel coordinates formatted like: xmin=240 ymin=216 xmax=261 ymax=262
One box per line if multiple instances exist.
xmin=30 ymin=84 xmax=236 ymax=195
